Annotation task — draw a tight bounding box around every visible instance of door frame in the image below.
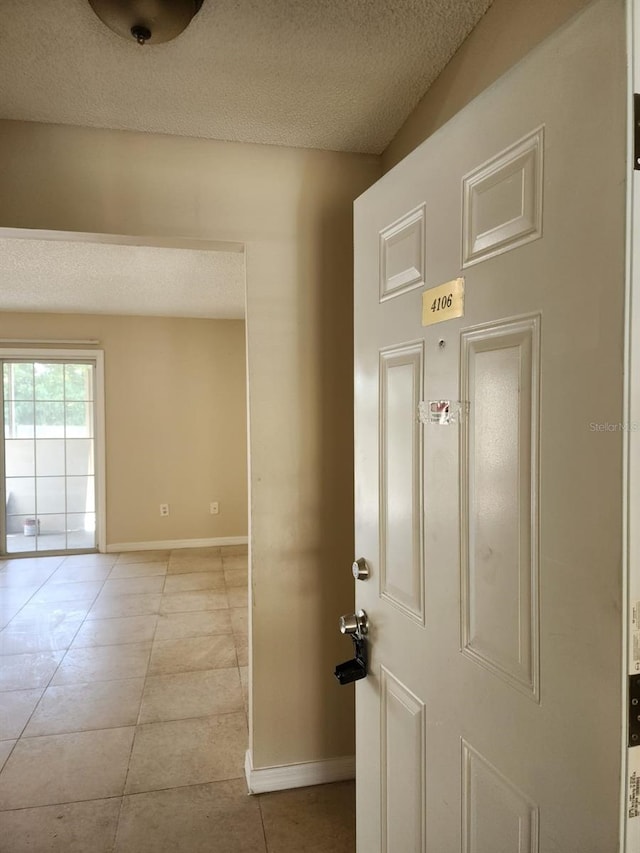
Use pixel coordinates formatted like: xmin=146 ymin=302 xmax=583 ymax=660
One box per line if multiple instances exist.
xmin=625 ymin=2 xmax=640 ymax=849
xmin=0 ymin=347 xmax=106 ymax=554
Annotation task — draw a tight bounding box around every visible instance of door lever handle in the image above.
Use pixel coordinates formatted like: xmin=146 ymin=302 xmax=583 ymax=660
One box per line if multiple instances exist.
xmin=339 ymin=609 xmax=368 ymax=636
xmin=334 ymin=610 xmax=369 ymax=685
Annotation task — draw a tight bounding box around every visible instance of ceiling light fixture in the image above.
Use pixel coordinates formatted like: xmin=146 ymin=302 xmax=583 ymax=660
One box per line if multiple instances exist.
xmin=88 ymin=0 xmax=204 ymax=46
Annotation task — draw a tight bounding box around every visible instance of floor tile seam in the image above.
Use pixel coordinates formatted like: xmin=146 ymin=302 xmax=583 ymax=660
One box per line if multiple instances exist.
xmin=0 ymin=792 xmax=125 ymax=814
xmin=68 ymin=634 xmax=159 ymax=652
xmin=0 ymin=558 xmax=143 ymax=772
xmin=0 ymin=568 xmax=60 ymax=619
xmin=110 ymin=772 xmax=129 ymax=853
xmin=120 ymin=776 xmax=245 ymax=802
xmin=0 ymin=687 xmax=47 ymax=696
xmin=256 ymin=790 xmax=271 ymax=851
xmin=0 ymin=722 xmax=136 ymax=808
xmin=124 ymin=768 xmax=246 ymax=797
xmin=160 ymin=565 xmax=170 ymax=597
xmin=4 ymin=723 xmax=136 ymax=746
xmin=1 ymin=682 xmax=46 ymax=744
xmin=0 ymin=681 xmax=47 ymax=695
xmin=0 ymin=644 xmax=79 ymax=656
xmin=21 ymin=711 xmax=148 ymax=740
xmin=45 ymin=571 xmax=114 ymax=587
xmin=0 ymin=739 xmax=18 ymax=781
xmin=62 ymin=637 xmax=154 ymax=653
xmin=137 ymin=704 xmax=248 ymax=728
xmin=106 ymin=564 xmax=169 ymax=581
xmin=122 ymin=708 xmax=245 ymax=799
xmin=11 ymin=565 xmax=115 ymax=698
xmin=106 ymin=572 xmax=168 ymax=585
xmin=0 ymin=577 xmax=57 ymax=591
xmin=113 ymin=555 xmax=170 ymax=565
xmin=162 ymin=586 xmax=227 ymax=596
xmin=157 ymin=605 xmax=231 ymax=616
xmin=23 ymin=672 xmax=146 ymax=697
xmin=2 ymin=598 xmax=95 ymax=631
xmin=1 ymin=555 xmax=66 ymax=571
xmin=3 ymin=722 xmax=140 ymax=815
xmin=0 ymin=636 xmax=157 ymax=670
xmin=85 ymin=608 xmax=162 ymax=622
xmin=136 ymin=707 xmax=248 ymax=728
xmin=144 ymin=663 xmax=241 ymax=681
xmin=44 ymin=669 xmax=153 ymax=689
xmin=146 ymin=662 xmax=240 ymax=679
xmin=150 ymin=628 xmax=235 ymax=647
xmin=27 ymin=590 xmax=103 ymax=608
xmin=94 ymin=588 xmax=164 ymax=600
xmin=130 ymin=550 xmax=165 ymax=792
xmin=153 ymin=630 xmax=234 ymax=643
xmin=160 ymin=593 xmax=230 ymax=604
xmin=111 ymin=788 xmax=127 ymax=853
xmin=1 ymin=596 xmax=100 ymax=734
xmin=67 ymin=624 xmax=158 ymax=657
xmin=162 ymin=580 xmax=219 ymax=592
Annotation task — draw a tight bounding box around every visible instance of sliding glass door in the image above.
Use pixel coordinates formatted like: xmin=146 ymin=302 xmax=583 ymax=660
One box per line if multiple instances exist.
xmin=2 ymin=360 xmax=97 ymax=554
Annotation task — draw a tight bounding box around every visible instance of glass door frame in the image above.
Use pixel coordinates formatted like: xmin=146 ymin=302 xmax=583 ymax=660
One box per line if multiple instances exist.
xmin=0 ymin=347 xmax=106 ymax=556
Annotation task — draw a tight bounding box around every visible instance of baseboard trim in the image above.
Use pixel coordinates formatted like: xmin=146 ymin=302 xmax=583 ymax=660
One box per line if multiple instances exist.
xmin=244 ymin=750 xmax=355 ymax=794
xmin=106 ymin=536 xmax=248 ymax=553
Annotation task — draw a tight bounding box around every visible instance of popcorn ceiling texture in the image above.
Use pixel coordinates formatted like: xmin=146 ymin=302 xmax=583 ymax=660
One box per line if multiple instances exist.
xmin=0 ymin=0 xmax=493 ymax=154
xmin=0 ymin=239 xmax=245 ymax=319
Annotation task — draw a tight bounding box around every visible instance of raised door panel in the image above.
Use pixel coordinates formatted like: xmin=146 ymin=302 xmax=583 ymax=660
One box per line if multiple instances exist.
xmin=379 ymin=343 xmax=424 ymax=623
xmin=381 ymin=667 xmax=426 ymax=853
xmin=460 ymin=316 xmax=540 ymax=699
xmin=462 ymin=741 xmax=538 ymax=853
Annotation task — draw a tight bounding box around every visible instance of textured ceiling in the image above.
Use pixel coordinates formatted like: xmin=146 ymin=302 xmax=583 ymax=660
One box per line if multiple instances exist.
xmin=0 ymin=0 xmax=493 ymax=154
xmin=0 ymin=238 xmax=245 ymax=319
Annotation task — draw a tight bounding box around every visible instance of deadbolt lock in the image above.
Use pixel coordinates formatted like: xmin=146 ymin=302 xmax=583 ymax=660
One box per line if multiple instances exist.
xmin=352 ymin=558 xmax=369 ymax=580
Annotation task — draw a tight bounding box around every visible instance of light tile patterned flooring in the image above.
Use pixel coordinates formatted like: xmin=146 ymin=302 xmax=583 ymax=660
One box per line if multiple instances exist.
xmin=0 ymin=547 xmax=355 ymax=852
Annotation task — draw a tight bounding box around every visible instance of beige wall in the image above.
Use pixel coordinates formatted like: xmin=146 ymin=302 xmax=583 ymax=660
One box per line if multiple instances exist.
xmin=0 ymin=121 xmax=381 ymax=769
xmin=0 ymin=312 xmax=248 ymax=546
xmin=383 ymin=0 xmax=593 ymax=170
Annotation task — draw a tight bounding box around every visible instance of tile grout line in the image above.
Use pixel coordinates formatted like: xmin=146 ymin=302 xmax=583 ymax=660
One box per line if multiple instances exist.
xmin=0 ymin=555 xmax=66 ymax=628
xmin=0 ymin=555 xmax=118 ymax=810
xmin=256 ymin=791 xmax=271 ymax=853
xmin=114 ymin=551 xmax=170 ymax=847
xmin=113 ymin=547 xmax=237 ymax=850
xmin=0 ymin=557 xmax=119 ymax=752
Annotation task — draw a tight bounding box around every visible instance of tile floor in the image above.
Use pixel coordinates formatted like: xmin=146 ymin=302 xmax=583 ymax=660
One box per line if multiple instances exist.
xmin=0 ymin=546 xmax=355 ymax=852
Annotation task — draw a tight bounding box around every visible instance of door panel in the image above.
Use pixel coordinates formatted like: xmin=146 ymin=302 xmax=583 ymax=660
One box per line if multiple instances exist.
xmin=462 ymin=128 xmax=544 ymax=268
xmin=460 ymin=317 xmax=539 ymax=699
xmin=379 ymin=342 xmax=424 ymax=622
xmin=381 ymin=667 xmax=426 ymax=853
xmin=354 ymin=1 xmax=626 ymax=851
xmin=462 ymin=741 xmax=538 ymax=853
xmin=379 ymin=205 xmax=426 ymax=301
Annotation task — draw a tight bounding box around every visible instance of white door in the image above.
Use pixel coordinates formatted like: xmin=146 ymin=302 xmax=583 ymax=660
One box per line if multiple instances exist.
xmin=353 ymin=1 xmax=627 ymax=850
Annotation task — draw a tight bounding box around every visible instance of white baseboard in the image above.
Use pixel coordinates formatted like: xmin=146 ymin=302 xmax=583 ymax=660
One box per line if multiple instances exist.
xmin=106 ymin=536 xmax=248 ymax=553
xmin=244 ymin=750 xmax=355 ymax=794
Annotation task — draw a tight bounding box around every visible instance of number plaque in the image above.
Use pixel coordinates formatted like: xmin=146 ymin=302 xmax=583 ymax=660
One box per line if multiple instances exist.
xmin=421 ymin=277 xmax=464 ymax=326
